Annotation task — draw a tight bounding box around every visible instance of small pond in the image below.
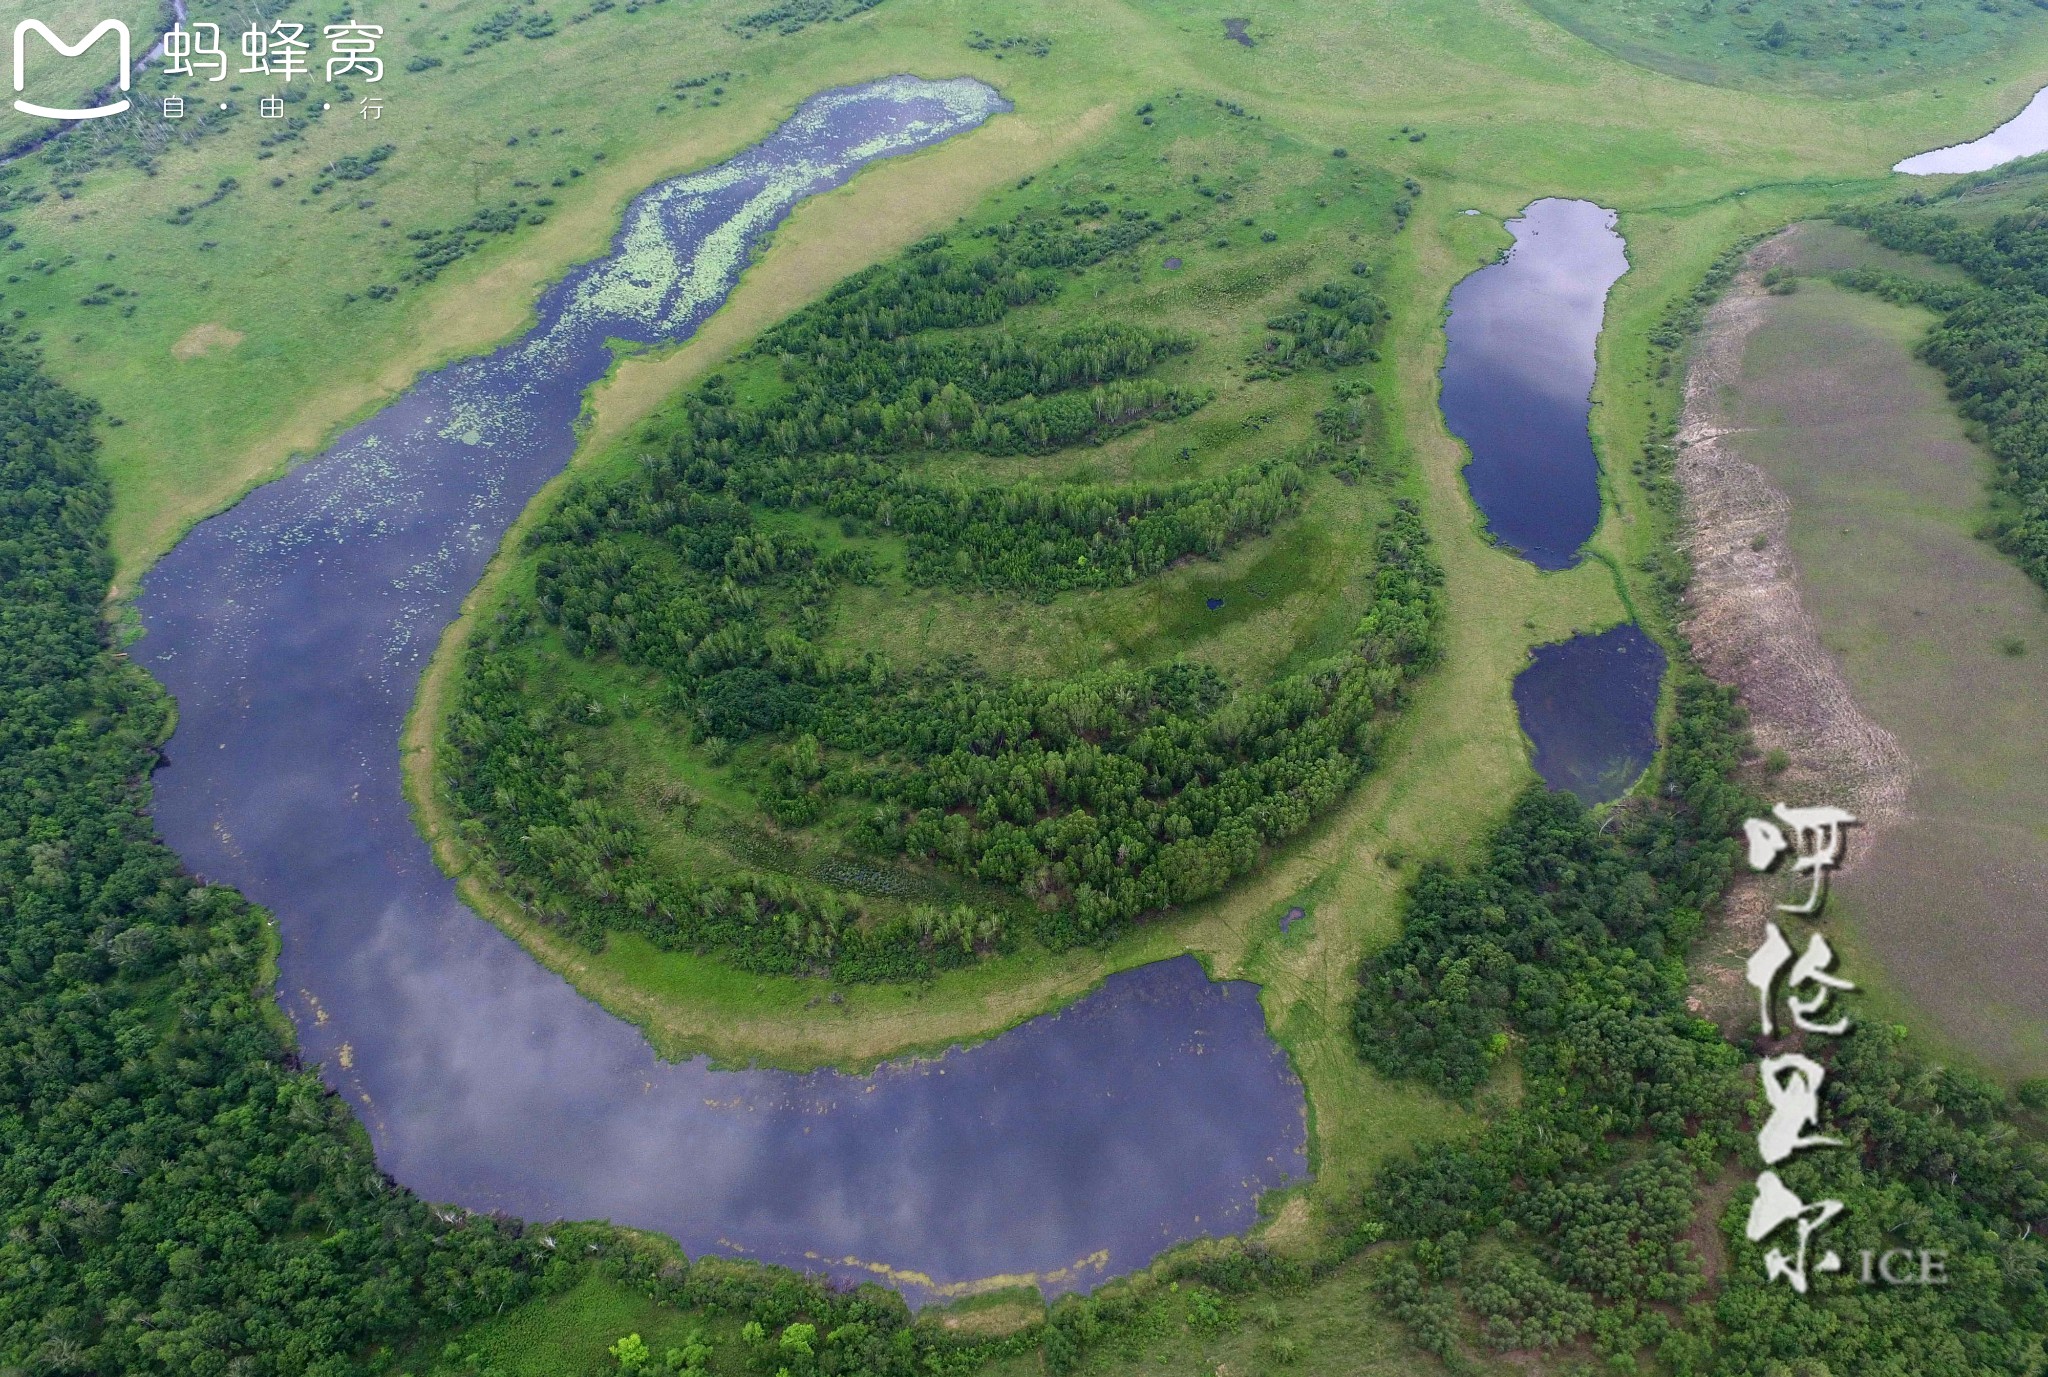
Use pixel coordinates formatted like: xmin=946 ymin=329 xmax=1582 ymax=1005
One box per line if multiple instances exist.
xmin=135 ymin=76 xmax=1308 ymax=1303
xmin=1440 ymin=198 xmax=1628 ymax=570
xmin=1896 ymin=85 xmax=2048 ymax=175
xmin=1512 ymin=623 xmax=1666 ymax=805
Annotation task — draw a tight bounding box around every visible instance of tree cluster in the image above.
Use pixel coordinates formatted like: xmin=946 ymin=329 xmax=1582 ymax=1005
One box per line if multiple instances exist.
xmin=1836 ymin=198 xmax=2048 ymax=595
xmin=444 ymin=212 xmax=1431 ymax=979
xmin=1352 ymin=669 xmax=2047 ymax=1369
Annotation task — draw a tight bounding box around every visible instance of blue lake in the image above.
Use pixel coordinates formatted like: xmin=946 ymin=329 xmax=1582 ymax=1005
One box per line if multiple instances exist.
xmin=1513 ymin=623 xmax=1667 ymax=805
xmin=135 ymin=76 xmax=1307 ymax=1303
xmin=1441 ymin=198 xmax=1628 ymax=569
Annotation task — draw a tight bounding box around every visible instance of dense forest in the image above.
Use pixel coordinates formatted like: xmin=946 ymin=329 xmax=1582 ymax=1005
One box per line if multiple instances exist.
xmin=444 ymin=204 xmax=1438 ymax=980
xmin=1350 ymin=686 xmax=2048 ymax=1372
xmin=1834 ymin=188 xmax=2048 ymax=594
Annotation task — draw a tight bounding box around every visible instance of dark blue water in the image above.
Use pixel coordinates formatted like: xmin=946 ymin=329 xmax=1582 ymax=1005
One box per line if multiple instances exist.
xmin=1513 ymin=623 xmax=1667 ymax=805
xmin=1441 ymin=198 xmax=1628 ymax=569
xmin=135 ymin=77 xmax=1306 ymax=1303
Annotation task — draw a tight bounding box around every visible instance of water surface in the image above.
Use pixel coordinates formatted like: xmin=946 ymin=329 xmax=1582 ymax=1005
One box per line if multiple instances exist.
xmin=1513 ymin=624 xmax=1666 ymax=805
xmin=1441 ymin=198 xmax=1627 ymax=569
xmin=1896 ymin=85 xmax=2048 ymax=174
xmin=136 ymin=76 xmax=1307 ymax=1302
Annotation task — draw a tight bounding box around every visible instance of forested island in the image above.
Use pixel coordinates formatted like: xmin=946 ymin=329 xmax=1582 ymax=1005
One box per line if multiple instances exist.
xmin=439 ymin=137 xmax=1440 ymax=983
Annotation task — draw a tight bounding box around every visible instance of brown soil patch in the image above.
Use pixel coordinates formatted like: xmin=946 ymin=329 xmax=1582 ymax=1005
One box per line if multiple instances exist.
xmin=1257 ymin=1194 xmax=1320 ymax=1256
xmin=1684 ymin=1162 xmax=1745 ymax=1287
xmin=1676 ymin=225 xmax=1910 ymax=1024
xmin=927 ymin=1299 xmax=1043 ymax=1338
xmin=171 ymin=323 xmax=245 ymax=360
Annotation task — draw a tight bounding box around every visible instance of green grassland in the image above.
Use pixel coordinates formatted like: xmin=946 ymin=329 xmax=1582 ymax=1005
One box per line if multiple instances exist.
xmin=379 ymin=1254 xmax=1444 ymax=1377
xmin=1 ymin=0 xmax=2042 ymax=590
xmin=1524 ymin=0 xmax=2047 ymax=94
xmin=1716 ymin=252 xmax=2048 ymax=1079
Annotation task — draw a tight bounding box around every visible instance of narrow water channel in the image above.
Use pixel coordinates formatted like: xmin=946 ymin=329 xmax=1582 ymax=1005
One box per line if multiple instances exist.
xmin=135 ymin=77 xmax=1307 ymax=1302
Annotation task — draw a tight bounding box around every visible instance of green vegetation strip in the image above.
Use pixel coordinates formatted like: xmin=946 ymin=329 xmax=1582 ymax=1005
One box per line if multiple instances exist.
xmin=1834 ymin=184 xmax=2048 ymax=597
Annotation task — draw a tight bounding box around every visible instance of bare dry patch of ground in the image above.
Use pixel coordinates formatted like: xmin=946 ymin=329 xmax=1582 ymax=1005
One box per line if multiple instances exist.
xmin=171 ymin=323 xmax=245 ymax=360
xmin=1677 ymin=225 xmax=1909 ymax=1029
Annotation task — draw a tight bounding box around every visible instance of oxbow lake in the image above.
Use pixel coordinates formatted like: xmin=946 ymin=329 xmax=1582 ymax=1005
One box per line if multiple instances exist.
xmin=136 ymin=76 xmax=1308 ymax=1302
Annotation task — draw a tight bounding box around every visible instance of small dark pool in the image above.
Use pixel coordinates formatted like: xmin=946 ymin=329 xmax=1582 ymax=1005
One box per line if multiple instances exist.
xmin=1165 ymin=256 xmax=1183 ymax=270
xmin=1512 ymin=623 xmax=1666 ymax=805
xmin=1207 ymin=596 xmax=1225 ymax=610
xmin=1223 ymin=17 xmax=1253 ymax=46
xmin=1440 ymin=198 xmax=1627 ymax=570
xmin=1280 ymin=906 xmax=1305 ymax=934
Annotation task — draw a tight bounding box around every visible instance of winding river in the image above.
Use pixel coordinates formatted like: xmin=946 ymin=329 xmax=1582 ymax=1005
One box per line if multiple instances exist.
xmin=136 ymin=77 xmax=1307 ymax=1303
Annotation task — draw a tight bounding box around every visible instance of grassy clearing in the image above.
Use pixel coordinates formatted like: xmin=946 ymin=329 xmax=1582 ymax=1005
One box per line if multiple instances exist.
xmin=984 ymin=1252 xmax=1447 ymax=1377
xmin=1522 ymin=0 xmax=2047 ymax=95
xmin=1716 ymin=258 xmax=2048 ymax=1079
xmin=378 ymin=1250 xmax=1444 ymax=1377
xmin=379 ymin=1270 xmax=741 ymax=1377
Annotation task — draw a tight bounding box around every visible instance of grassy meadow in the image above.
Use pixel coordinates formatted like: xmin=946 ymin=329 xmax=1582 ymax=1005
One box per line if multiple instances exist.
xmin=0 ymin=0 xmax=2040 ymax=588
xmin=378 ymin=1253 xmax=1445 ymax=1377
xmin=1524 ymin=0 xmax=2047 ymax=95
xmin=1714 ymin=247 xmax=2048 ymax=1079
